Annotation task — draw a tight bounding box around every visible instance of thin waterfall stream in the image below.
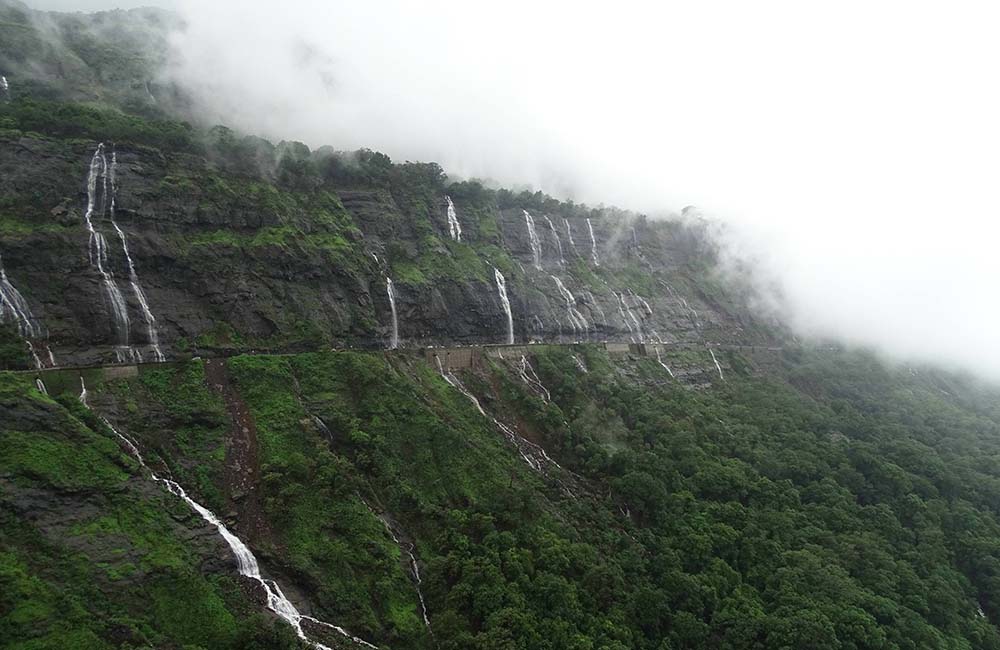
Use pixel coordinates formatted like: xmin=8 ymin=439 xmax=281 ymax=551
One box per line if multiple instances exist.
xmin=493 ymin=267 xmax=515 ymax=345
xmin=386 ymin=277 xmax=399 ymax=349
xmin=523 ymin=210 xmax=543 ymax=270
xmin=109 ymin=152 xmax=164 ymax=361
xmin=78 ymin=378 xmax=377 ymax=650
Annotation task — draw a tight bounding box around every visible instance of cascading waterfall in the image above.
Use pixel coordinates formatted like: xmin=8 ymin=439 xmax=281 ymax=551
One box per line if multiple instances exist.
xmin=572 ymin=354 xmax=588 ymax=374
xmin=0 ymin=76 xmax=9 ymax=101
xmin=364 ymin=503 xmax=431 ymax=632
xmin=77 ymin=378 xmax=376 ymax=650
xmin=493 ymin=267 xmax=515 ymax=345
xmin=634 ymin=292 xmax=654 ymax=318
xmin=542 ymin=215 xmax=565 ymax=265
xmin=385 ymin=277 xmax=399 ymax=350
xmin=517 ymin=355 xmax=551 ymax=402
xmin=83 ymin=145 xmax=135 ymax=362
xmin=144 ymin=81 xmax=157 ymax=104
xmin=655 ymin=347 xmax=675 ymax=378
xmin=0 ymin=257 xmax=41 ymax=340
xmin=435 ymin=357 xmax=560 ymax=474
xmin=582 ymin=290 xmax=609 ymax=329
xmin=0 ymin=255 xmax=47 ymax=369
xmin=551 ymin=276 xmax=588 ymax=336
xmin=562 ymin=218 xmax=578 ymax=255
xmin=683 ymin=298 xmax=701 ymax=330
xmin=445 ymin=196 xmax=462 ymax=242
xmin=616 ymin=292 xmax=644 ymax=343
xmin=523 ymin=210 xmax=543 ymax=270
xmin=586 ymin=218 xmax=600 ymax=266
xmin=408 ymin=550 xmax=431 ymax=631
xmin=615 ymin=295 xmax=635 ymax=342
xmin=709 ymin=348 xmax=724 ymax=380
xmin=108 ymin=151 xmax=165 ymax=362
xmin=35 ymin=378 xmax=48 ymax=395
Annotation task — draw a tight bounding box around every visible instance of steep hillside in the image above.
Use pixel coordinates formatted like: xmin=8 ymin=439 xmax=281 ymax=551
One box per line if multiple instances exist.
xmin=6 ymin=347 xmax=1000 ymax=650
xmin=4 ymin=4 xmax=1000 ymax=650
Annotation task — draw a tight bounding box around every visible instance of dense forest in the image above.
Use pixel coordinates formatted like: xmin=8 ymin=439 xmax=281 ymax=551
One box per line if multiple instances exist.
xmin=4 ymin=347 xmax=1000 ymax=649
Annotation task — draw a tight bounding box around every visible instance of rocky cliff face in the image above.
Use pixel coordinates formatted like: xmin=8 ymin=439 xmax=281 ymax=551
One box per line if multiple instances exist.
xmin=0 ymin=132 xmax=774 ymax=369
xmin=0 ymin=1 xmax=778 ymax=369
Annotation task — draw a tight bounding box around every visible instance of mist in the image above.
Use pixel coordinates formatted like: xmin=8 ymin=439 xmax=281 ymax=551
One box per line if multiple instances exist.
xmin=39 ymin=0 xmax=1000 ymax=380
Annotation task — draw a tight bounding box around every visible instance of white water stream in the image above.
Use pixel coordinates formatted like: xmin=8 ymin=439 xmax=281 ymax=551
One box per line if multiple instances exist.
xmin=586 ymin=218 xmax=600 ymax=266
xmin=386 ymin=277 xmax=399 ymax=349
xmin=84 ymin=145 xmax=134 ymax=361
xmin=493 ymin=267 xmax=515 ymax=345
xmin=517 ymin=355 xmax=551 ymax=402
xmin=78 ymin=379 xmax=376 ymax=649
xmin=523 ymin=210 xmax=543 ymax=270
xmin=445 ymin=196 xmax=462 ymax=242
xmin=435 ymin=357 xmax=559 ymax=474
xmin=709 ymin=348 xmax=725 ymax=380
xmin=562 ymin=218 xmax=577 ymax=255
xmin=550 ymin=276 xmax=588 ymax=336
xmin=542 ymin=215 xmax=565 ymax=265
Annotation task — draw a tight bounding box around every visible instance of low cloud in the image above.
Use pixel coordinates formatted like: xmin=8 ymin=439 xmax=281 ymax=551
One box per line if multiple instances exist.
xmin=48 ymin=0 xmax=1000 ymax=380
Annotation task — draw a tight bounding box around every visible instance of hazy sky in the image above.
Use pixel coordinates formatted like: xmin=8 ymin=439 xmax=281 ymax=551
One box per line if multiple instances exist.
xmin=27 ymin=0 xmax=1000 ymax=381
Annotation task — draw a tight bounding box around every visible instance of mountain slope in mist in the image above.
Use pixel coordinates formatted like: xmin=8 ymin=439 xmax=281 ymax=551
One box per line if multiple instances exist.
xmin=3 ymin=4 xmax=1000 ymax=650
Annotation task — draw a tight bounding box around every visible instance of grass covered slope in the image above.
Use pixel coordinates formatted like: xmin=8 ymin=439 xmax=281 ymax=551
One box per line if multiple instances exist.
xmin=19 ymin=347 xmax=994 ymax=650
xmin=0 ymin=373 xmax=303 ymax=650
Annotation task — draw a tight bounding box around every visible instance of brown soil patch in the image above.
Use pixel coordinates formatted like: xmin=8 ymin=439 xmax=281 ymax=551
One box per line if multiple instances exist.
xmin=204 ymin=358 xmax=272 ymax=545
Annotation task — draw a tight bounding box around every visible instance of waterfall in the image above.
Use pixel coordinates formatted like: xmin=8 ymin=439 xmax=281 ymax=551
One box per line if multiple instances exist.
xmin=616 ymin=293 xmax=643 ymax=343
xmin=517 ymin=355 xmax=551 ymax=402
xmin=25 ymin=342 xmax=42 ymax=369
xmin=709 ymin=348 xmax=724 ymax=380
xmin=79 ymin=376 xmax=88 ymax=406
xmin=493 ymin=268 xmax=515 ymax=345
xmin=586 ymin=218 xmax=600 ymax=266
xmin=634 ymin=293 xmax=654 ymax=318
xmin=523 ymin=210 xmax=543 ymax=270
xmin=445 ymin=196 xmax=462 ymax=242
xmin=79 ymin=382 xmax=376 ymax=650
xmin=385 ymin=277 xmax=399 ymax=350
xmin=655 ymin=347 xmax=675 ymax=378
xmin=435 ymin=357 xmax=560 ymax=474
xmin=542 ymin=215 xmax=565 ymax=265
xmin=363 ymin=503 xmax=431 ymax=632
xmin=408 ymin=550 xmax=431 ymax=630
xmin=572 ymin=354 xmax=588 ymax=374
xmin=144 ymin=81 xmax=157 ymax=104
xmin=0 ymin=256 xmax=46 ymax=369
xmin=550 ymin=276 xmax=588 ymax=336
xmin=562 ymin=218 xmax=578 ymax=255
xmin=582 ymin=290 xmax=608 ymax=329
xmin=108 ymin=152 xmax=165 ymax=362
xmin=35 ymin=378 xmax=48 ymax=395
xmin=0 ymin=257 xmax=41 ymax=339
xmin=0 ymin=76 xmax=9 ymax=102
xmin=83 ymin=144 xmax=134 ymax=361
xmin=682 ymin=298 xmax=701 ymax=330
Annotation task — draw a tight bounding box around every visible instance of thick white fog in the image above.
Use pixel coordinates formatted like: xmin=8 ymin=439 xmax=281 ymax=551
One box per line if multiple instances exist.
xmin=38 ymin=1 xmax=1000 ymax=380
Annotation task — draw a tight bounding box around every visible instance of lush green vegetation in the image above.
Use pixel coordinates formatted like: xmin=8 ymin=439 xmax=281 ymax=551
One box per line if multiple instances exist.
xmin=3 ymin=6 xmax=1000 ymax=649
xmin=7 ymin=348 xmax=998 ymax=650
xmin=0 ymin=373 xmax=301 ymax=650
